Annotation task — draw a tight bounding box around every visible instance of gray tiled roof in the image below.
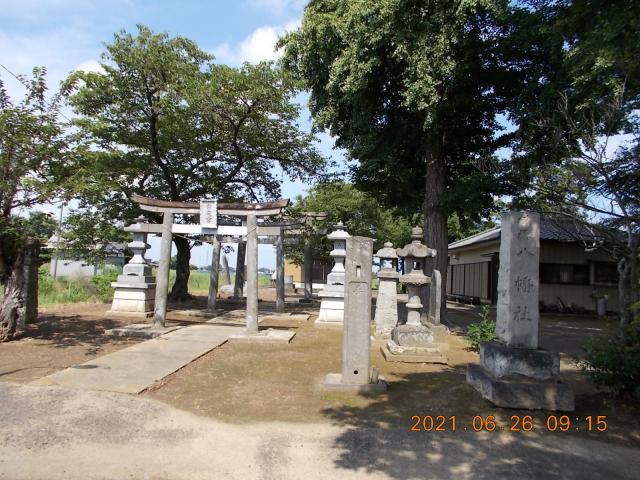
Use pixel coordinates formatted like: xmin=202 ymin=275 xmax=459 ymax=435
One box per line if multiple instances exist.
xmin=448 ymin=218 xmax=602 ymax=251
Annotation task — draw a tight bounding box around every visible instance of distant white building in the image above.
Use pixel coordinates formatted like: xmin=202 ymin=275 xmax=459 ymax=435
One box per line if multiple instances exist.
xmin=447 ymin=219 xmax=619 ymax=312
xmin=46 ymin=235 xmax=127 ymax=277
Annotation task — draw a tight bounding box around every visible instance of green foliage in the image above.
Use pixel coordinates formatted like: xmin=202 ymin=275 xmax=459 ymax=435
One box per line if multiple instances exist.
xmin=64 ymin=25 xmax=326 ymax=297
xmin=1 ymin=68 xmax=74 ymax=286
xmin=467 ymin=306 xmax=497 ymax=352
xmin=280 ymin=0 xmax=514 ymax=221
xmin=286 ymin=181 xmax=414 ymax=265
xmin=580 ymin=321 xmax=640 ymax=399
xmin=38 ymin=266 xmax=120 ymax=305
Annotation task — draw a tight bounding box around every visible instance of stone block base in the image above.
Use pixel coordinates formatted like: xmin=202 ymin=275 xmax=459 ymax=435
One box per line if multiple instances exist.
xmin=467 ymin=364 xmax=574 ymax=411
xmin=323 ymin=373 xmax=387 ymax=393
xmin=318 ymin=296 xmax=345 ymax=322
xmin=381 ymin=341 xmax=448 ymax=364
xmin=480 ymin=342 xmax=560 ymax=381
xmin=105 ymin=324 xmax=183 ymax=339
xmin=107 ymin=310 xmax=154 ymax=318
xmin=229 ymin=329 xmax=296 ymax=344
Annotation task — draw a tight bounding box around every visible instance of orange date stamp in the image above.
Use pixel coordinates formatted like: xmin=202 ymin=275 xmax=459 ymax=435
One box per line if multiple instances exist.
xmin=410 ymin=415 xmax=608 ymax=432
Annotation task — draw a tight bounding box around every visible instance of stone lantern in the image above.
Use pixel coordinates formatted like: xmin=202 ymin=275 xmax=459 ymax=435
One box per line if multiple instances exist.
xmin=317 ymin=222 xmax=350 ymax=323
xmin=109 ymin=216 xmax=156 ymax=316
xmin=381 ymin=226 xmax=448 ymax=363
xmin=374 ymin=241 xmax=399 ymax=337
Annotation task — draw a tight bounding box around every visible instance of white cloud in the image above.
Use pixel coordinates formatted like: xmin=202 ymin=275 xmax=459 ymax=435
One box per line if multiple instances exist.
xmin=212 ymin=19 xmax=300 ymax=66
xmin=75 ymin=59 xmax=105 ymax=74
xmin=246 ymin=0 xmax=306 ymax=18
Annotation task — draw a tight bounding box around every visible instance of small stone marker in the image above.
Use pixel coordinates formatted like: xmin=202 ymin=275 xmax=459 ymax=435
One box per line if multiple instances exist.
xmin=222 ymin=255 xmax=231 ymax=285
xmin=427 ymin=269 xmax=442 ymax=325
xmin=324 ymin=236 xmax=387 ymax=392
xmin=467 ymin=211 xmax=575 ymax=411
xmin=373 ymin=241 xmax=399 ymax=337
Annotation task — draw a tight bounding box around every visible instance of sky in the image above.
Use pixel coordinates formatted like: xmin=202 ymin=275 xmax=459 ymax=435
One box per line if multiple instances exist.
xmin=0 ymin=0 xmax=347 ymax=268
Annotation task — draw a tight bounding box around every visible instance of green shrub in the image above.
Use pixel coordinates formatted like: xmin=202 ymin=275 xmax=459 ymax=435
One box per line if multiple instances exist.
xmin=90 ymin=267 xmax=120 ymax=302
xmin=467 ymin=305 xmax=498 ymax=352
xmin=580 ymin=321 xmax=640 ymax=399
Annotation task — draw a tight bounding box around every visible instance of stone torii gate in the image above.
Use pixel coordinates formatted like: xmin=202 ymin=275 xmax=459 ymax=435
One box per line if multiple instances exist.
xmin=113 ymin=194 xmax=290 ymax=336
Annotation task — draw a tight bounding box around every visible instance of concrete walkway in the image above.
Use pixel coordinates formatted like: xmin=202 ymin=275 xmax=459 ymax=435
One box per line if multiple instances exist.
xmin=31 ymin=324 xmax=240 ymax=394
xmin=1 ymin=382 xmax=639 ymax=480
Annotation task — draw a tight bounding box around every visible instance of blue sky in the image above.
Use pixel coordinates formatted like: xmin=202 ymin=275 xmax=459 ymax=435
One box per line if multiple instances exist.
xmin=0 ymin=0 xmax=346 ymax=268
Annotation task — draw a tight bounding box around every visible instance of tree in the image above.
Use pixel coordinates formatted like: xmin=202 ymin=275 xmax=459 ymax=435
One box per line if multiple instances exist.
xmin=0 ymin=68 xmax=73 ymax=341
xmin=280 ymin=0 xmax=520 ymax=315
xmin=509 ymin=0 xmax=640 ymax=326
xmin=66 ymin=25 xmax=325 ymax=300
xmin=286 ymin=181 xmax=414 ymax=265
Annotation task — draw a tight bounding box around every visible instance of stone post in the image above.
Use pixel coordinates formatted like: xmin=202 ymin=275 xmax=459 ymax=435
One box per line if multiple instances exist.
xmin=222 ymin=255 xmax=231 ymax=285
xmin=427 ymin=269 xmax=442 ymax=324
xmin=373 ymin=241 xmax=399 ymax=337
xmin=22 ymin=238 xmax=40 ymax=326
xmin=467 ymin=211 xmax=574 ymax=411
xmin=234 ymin=241 xmax=246 ymax=298
xmin=153 ymin=212 xmax=174 ymax=328
xmin=303 ymin=239 xmax=313 ymax=300
xmin=324 ymin=236 xmax=386 ymax=392
xmin=276 ymin=228 xmax=285 ymax=313
xmin=207 ymin=236 xmax=221 ymax=312
xmin=245 ymin=214 xmax=259 ymax=334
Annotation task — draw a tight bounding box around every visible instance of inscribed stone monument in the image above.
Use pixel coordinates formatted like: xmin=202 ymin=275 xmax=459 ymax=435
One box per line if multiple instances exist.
xmin=373 ymin=241 xmax=399 ymax=337
xmin=466 ymin=211 xmax=575 ymax=411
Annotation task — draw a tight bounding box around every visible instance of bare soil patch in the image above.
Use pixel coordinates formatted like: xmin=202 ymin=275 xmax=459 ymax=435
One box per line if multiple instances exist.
xmin=145 ymin=308 xmax=640 ymax=447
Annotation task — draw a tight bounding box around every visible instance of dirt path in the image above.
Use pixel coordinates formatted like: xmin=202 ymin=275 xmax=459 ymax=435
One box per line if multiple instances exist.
xmin=0 ymin=381 xmax=638 ymax=480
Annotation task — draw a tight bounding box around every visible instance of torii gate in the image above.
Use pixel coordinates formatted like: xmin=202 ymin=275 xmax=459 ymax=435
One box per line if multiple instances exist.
xmin=129 ymin=194 xmax=290 ymax=334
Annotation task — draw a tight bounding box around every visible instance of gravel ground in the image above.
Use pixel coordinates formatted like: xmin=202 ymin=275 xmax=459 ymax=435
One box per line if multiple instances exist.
xmin=1 ymin=381 xmax=639 ymax=480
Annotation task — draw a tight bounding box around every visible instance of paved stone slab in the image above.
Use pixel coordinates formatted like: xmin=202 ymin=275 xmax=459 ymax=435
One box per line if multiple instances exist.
xmin=323 ymin=373 xmax=387 ymax=392
xmin=229 ymin=329 xmax=296 ymax=344
xmin=105 ymin=324 xmax=183 ymax=339
xmin=31 ymin=324 xmax=240 ymax=394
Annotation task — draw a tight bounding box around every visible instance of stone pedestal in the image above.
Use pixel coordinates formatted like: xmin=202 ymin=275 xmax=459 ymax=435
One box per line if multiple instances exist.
xmin=110 ymin=217 xmax=156 ymax=317
xmin=383 ymin=227 xmax=447 ymax=363
xmin=324 ymin=236 xmax=387 ymax=392
xmin=317 ymin=223 xmax=350 ymax=325
xmin=467 ymin=211 xmax=574 ymax=411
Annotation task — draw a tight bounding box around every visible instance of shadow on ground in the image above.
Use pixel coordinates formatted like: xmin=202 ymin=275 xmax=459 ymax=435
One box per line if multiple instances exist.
xmin=321 ymin=368 xmax=640 ymax=479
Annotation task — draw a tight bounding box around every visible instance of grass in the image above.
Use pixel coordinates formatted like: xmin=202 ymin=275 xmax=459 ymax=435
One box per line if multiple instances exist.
xmin=37 ymin=267 xmax=273 ymax=305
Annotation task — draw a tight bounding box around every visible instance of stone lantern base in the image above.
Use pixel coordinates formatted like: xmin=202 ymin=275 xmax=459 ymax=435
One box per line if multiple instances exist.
xmin=109 ymin=277 xmax=156 ymax=317
xmin=382 ymin=322 xmax=449 ymax=364
xmin=316 ymin=285 xmax=345 ymax=324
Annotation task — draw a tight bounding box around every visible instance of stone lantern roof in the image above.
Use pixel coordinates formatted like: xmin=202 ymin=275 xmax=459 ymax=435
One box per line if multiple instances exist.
xmin=396 ymin=226 xmax=437 ymax=259
xmin=327 ymin=221 xmax=350 ymax=241
xmin=375 ymin=241 xmax=397 ymax=259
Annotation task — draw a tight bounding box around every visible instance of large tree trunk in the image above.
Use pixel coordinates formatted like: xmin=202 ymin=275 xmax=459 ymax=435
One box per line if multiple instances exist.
xmin=423 ymin=153 xmax=449 ymax=322
xmin=169 ymin=235 xmax=192 ymax=301
xmin=0 ymin=249 xmax=25 ymax=342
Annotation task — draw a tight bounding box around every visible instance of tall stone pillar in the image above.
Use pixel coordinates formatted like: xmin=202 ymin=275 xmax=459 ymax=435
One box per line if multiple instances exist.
xmin=153 ymin=212 xmax=174 ymax=328
xmin=317 ymin=222 xmax=350 ymax=323
xmin=324 ymin=236 xmax=386 ymax=392
xmin=427 ymin=269 xmax=442 ymax=324
xmin=373 ymin=241 xmax=399 ymax=337
xmin=276 ymin=228 xmax=285 ymax=313
xmin=207 ymin=236 xmax=221 ymax=312
xmin=245 ymin=214 xmax=259 ymax=334
xmin=234 ymin=241 xmax=246 ymax=298
xmin=303 ymin=240 xmax=313 ymax=300
xmin=467 ymin=211 xmax=574 ymax=411
xmin=22 ymin=238 xmax=40 ymax=325
xmin=222 ymin=255 xmax=231 ymax=285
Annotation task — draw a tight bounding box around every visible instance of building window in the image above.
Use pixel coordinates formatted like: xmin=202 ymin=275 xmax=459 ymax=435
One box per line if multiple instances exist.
xmin=593 ymin=262 xmax=618 ymax=284
xmin=540 ymin=263 xmax=589 ymax=285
